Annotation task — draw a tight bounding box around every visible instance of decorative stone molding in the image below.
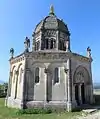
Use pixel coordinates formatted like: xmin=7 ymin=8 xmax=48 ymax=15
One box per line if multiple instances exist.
xmin=10 ymin=50 xmax=91 ymax=65
xmin=26 ymin=52 xmax=91 ymax=63
xmin=74 ymin=71 xmax=84 ymax=84
xmin=44 ymin=30 xmax=56 ymax=37
xmin=72 ymin=53 xmax=91 ymax=62
xmin=10 ymin=55 xmax=25 ymax=64
xmin=30 ymin=52 xmax=69 ymax=60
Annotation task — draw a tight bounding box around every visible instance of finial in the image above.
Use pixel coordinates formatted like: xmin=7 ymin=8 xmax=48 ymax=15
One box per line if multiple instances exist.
xmin=10 ymin=48 xmax=14 ymax=58
xmin=49 ymin=5 xmax=55 ymax=15
xmin=87 ymin=46 xmax=92 ymax=58
xmin=24 ymin=37 xmax=30 ymax=52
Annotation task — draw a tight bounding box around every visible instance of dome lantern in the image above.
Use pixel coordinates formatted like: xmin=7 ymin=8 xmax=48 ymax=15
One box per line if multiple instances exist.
xmin=32 ymin=6 xmax=71 ymax=52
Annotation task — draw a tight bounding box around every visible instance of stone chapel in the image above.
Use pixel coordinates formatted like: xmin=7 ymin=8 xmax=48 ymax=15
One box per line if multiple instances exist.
xmin=5 ymin=6 xmax=94 ymax=111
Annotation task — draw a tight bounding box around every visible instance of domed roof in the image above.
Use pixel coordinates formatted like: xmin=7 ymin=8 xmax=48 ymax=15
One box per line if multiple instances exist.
xmin=34 ymin=5 xmax=69 ymax=34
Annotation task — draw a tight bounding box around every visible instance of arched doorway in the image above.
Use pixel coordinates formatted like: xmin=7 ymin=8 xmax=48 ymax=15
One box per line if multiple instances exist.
xmin=73 ymin=66 xmax=91 ymax=106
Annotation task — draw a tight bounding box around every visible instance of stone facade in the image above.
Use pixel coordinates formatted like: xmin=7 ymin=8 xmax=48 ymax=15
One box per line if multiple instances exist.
xmin=6 ymin=6 xmax=94 ymax=112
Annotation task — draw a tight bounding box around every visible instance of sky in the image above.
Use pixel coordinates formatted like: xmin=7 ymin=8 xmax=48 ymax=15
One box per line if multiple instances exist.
xmin=0 ymin=0 xmax=100 ymax=83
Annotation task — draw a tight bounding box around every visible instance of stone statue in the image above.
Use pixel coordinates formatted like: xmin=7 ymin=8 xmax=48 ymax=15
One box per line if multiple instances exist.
xmin=24 ymin=37 xmax=30 ymax=52
xmin=87 ymin=46 xmax=91 ymax=58
xmin=10 ymin=48 xmax=14 ymax=58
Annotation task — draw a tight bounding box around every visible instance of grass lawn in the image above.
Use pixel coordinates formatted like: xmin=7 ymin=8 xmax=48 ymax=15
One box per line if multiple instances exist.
xmin=0 ymin=98 xmax=83 ymax=119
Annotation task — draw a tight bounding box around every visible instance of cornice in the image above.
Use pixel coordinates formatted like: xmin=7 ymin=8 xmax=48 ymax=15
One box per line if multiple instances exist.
xmin=9 ymin=51 xmax=92 ymax=65
xmin=10 ymin=53 xmax=25 ymax=64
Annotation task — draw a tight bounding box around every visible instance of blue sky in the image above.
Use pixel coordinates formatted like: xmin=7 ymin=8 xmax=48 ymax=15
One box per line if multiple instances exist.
xmin=0 ymin=0 xmax=100 ymax=83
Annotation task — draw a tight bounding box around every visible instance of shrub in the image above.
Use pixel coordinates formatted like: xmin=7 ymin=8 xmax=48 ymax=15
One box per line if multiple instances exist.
xmin=0 ymin=91 xmax=7 ymax=98
xmin=16 ymin=107 xmax=52 ymax=115
xmin=94 ymin=94 xmax=100 ymax=105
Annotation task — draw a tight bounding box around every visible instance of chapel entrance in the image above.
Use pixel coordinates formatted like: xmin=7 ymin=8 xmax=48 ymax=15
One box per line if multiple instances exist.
xmin=74 ymin=66 xmax=91 ymax=106
xmin=75 ymin=85 xmax=80 ymax=105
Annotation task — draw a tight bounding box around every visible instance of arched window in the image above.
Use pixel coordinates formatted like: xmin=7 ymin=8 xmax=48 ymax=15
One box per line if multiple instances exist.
xmin=44 ymin=39 xmax=49 ymax=49
xmin=35 ymin=67 xmax=39 ymax=83
xmin=63 ymin=41 xmax=66 ymax=51
xmin=62 ymin=41 xmax=65 ymax=50
xmin=35 ymin=41 xmax=40 ymax=50
xmin=41 ymin=40 xmax=44 ymax=50
xmin=46 ymin=39 xmax=48 ymax=49
xmin=50 ymin=38 xmax=56 ymax=49
xmin=59 ymin=40 xmax=62 ymax=50
xmin=35 ymin=42 xmax=37 ymax=51
xmin=19 ymin=69 xmax=23 ymax=84
xmin=37 ymin=41 xmax=40 ymax=50
xmin=50 ymin=40 xmax=53 ymax=49
xmin=54 ymin=67 xmax=59 ymax=83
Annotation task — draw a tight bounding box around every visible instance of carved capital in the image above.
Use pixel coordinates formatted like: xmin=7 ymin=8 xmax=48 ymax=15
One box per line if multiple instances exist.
xmin=44 ymin=68 xmax=49 ymax=73
xmin=10 ymin=72 xmax=13 ymax=76
xmin=21 ymin=69 xmax=24 ymax=73
xmin=64 ymin=68 xmax=69 ymax=74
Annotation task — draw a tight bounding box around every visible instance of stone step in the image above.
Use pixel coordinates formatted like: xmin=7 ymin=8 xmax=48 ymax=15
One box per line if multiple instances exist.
xmin=82 ymin=109 xmax=98 ymax=114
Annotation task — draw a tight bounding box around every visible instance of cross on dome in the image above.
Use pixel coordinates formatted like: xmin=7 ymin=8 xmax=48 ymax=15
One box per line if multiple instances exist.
xmin=49 ymin=5 xmax=55 ymax=15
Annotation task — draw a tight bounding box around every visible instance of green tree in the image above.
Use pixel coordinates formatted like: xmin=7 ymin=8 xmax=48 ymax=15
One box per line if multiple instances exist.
xmin=0 ymin=83 xmax=8 ymax=98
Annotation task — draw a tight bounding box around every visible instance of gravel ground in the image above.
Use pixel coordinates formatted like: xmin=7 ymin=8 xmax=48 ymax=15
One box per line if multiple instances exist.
xmin=77 ymin=111 xmax=100 ymax=119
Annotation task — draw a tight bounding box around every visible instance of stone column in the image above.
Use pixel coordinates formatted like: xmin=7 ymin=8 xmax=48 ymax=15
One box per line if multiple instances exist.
xmin=21 ymin=61 xmax=27 ymax=109
xmin=39 ymin=31 xmax=42 ymax=50
xmin=5 ymin=71 xmax=13 ymax=106
xmin=89 ymin=62 xmax=94 ymax=104
xmin=44 ymin=68 xmax=52 ymax=103
xmin=38 ymin=41 xmax=41 ymax=51
xmin=79 ymin=84 xmax=82 ymax=104
xmin=8 ymin=72 xmax=13 ymax=97
xmin=20 ymin=69 xmax=24 ymax=100
xmin=44 ymin=68 xmax=48 ymax=104
xmin=67 ymin=58 xmax=72 ymax=112
xmin=24 ymin=69 xmax=30 ymax=102
xmin=41 ymin=30 xmax=45 ymax=50
xmin=48 ymin=39 xmax=51 ymax=49
xmin=53 ymin=40 xmax=55 ymax=49
xmin=32 ymin=32 xmax=35 ymax=51
xmin=64 ymin=68 xmax=68 ymax=102
xmin=56 ymin=30 xmax=59 ymax=50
